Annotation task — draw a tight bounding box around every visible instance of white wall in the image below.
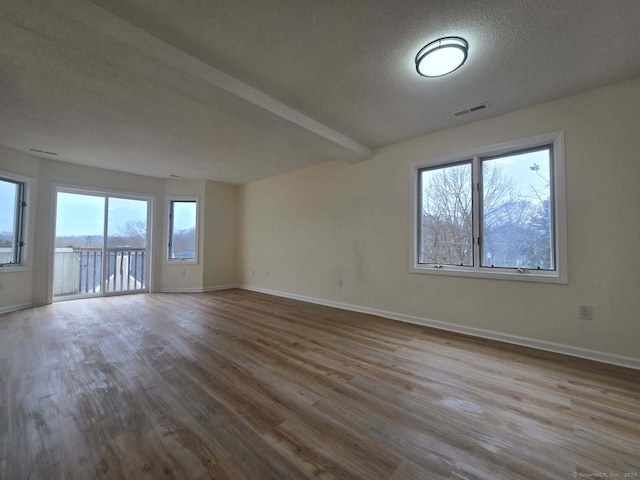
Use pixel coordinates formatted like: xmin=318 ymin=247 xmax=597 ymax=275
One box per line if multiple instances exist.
xmin=203 ymin=180 xmax=239 ymax=289
xmin=239 ymin=78 xmax=640 ymax=363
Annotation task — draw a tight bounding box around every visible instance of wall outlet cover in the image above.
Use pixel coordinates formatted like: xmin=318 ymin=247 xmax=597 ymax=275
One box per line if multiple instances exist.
xmin=579 ymin=305 xmax=593 ymax=320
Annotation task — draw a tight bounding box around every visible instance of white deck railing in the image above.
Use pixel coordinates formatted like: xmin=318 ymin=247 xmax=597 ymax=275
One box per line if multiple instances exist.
xmin=53 ymin=247 xmax=147 ymax=297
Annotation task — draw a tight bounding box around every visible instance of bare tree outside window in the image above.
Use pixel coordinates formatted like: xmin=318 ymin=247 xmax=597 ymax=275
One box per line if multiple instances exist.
xmin=420 ymin=162 xmax=473 ymax=266
xmin=481 ymin=148 xmax=553 ymax=270
xmin=119 ymin=219 xmax=147 ymax=248
xmin=419 ymin=146 xmax=554 ymax=271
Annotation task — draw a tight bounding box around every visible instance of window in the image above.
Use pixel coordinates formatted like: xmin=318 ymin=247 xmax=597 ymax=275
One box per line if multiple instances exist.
xmin=0 ymin=175 xmax=28 ymax=268
xmin=167 ymin=197 xmax=198 ymax=262
xmin=412 ymin=132 xmax=567 ymax=283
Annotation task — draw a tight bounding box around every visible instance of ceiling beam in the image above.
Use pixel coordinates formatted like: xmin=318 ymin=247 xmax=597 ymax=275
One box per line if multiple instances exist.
xmin=60 ymin=0 xmax=372 ymax=162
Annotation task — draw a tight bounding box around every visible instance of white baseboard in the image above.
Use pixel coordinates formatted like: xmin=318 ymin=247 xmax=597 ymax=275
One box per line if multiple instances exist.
xmin=240 ymin=285 xmax=640 ymax=371
xmin=159 ymin=287 xmax=204 ymax=293
xmin=0 ymin=303 xmax=37 ymax=315
xmin=203 ymin=284 xmax=240 ymax=292
xmin=160 ymin=284 xmax=239 ymax=293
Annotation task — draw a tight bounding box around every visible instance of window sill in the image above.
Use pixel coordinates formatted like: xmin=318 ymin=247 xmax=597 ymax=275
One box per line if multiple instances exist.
xmin=410 ymin=264 xmax=567 ymax=284
xmin=0 ymin=265 xmax=31 ymax=274
xmin=165 ymin=259 xmax=198 ymax=265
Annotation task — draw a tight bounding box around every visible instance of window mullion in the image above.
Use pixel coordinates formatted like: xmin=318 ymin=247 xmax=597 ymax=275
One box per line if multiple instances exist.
xmin=471 ymin=156 xmax=481 ymax=269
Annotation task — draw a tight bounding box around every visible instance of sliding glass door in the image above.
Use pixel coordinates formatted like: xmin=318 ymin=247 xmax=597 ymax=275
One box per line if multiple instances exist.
xmin=53 ymin=189 xmax=151 ymax=300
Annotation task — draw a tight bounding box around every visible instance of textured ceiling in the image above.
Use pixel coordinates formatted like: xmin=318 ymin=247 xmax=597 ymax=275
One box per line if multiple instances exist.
xmin=1 ymin=0 xmax=640 ymax=183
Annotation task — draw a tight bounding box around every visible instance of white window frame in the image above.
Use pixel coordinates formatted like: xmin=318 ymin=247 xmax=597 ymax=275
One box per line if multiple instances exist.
xmin=410 ymin=131 xmax=567 ymax=283
xmin=0 ymin=171 xmax=34 ymax=272
xmin=165 ymin=196 xmax=199 ymax=264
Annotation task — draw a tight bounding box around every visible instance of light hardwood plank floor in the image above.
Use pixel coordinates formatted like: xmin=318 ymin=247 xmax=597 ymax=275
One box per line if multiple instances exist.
xmin=1 ymin=289 xmax=639 ymax=479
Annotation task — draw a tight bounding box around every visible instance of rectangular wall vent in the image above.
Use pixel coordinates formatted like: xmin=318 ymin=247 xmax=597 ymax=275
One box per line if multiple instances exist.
xmin=454 ymin=102 xmax=489 ymax=117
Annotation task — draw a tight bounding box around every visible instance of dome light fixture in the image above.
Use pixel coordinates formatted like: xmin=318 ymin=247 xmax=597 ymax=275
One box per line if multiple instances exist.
xmin=415 ymin=36 xmax=468 ymax=77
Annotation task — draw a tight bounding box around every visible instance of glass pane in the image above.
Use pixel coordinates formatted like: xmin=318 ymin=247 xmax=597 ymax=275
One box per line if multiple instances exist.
xmin=419 ymin=162 xmax=473 ymax=266
xmin=170 ymin=201 xmax=196 ymax=260
xmin=481 ymin=147 xmax=554 ymax=270
xmin=0 ymin=179 xmax=18 ymax=264
xmin=106 ymin=197 xmax=148 ymax=292
xmin=54 ymin=192 xmax=105 ymax=297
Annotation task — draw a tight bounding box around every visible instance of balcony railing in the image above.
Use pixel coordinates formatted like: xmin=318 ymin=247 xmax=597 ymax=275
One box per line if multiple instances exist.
xmin=53 ymin=247 xmax=147 ymax=297
xmin=0 ymin=247 xmax=13 ymax=265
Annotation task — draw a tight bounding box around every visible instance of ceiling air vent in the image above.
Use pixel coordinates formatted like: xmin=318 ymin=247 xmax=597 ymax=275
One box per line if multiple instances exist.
xmin=454 ymin=102 xmax=489 ymax=117
xmin=29 ymin=148 xmax=58 ymax=156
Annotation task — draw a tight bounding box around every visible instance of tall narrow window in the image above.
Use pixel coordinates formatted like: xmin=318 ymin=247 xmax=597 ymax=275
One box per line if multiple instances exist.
xmin=0 ymin=176 xmax=27 ymax=267
xmin=412 ymin=131 xmax=566 ymax=283
xmin=167 ymin=198 xmax=198 ymax=262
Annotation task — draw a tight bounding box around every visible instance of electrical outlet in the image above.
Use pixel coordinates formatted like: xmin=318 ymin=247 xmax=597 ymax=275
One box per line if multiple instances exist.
xmin=579 ymin=305 xmax=593 ymax=320
xmin=337 ymin=279 xmax=343 ymax=288
xmin=251 ymin=269 xmax=255 ymax=276
xmin=265 ymin=270 xmax=269 ymax=278
xmin=180 ymin=270 xmax=186 ymax=278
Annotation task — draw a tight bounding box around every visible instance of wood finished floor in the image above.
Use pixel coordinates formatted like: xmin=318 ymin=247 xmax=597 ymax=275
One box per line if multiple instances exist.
xmin=1 ymin=290 xmax=639 ymax=480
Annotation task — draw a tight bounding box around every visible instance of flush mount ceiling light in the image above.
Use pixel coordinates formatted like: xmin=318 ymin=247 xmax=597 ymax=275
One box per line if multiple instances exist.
xmin=415 ymin=36 xmax=468 ymax=77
